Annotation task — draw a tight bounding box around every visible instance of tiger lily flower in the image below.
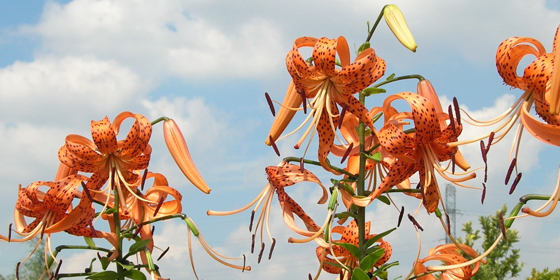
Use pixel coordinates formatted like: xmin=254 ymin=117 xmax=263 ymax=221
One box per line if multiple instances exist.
xmin=414 ymin=244 xmax=482 ymax=280
xmin=266 ymin=36 xmax=386 ymax=174
xmin=163 ymin=118 xmax=211 ymax=194
xmin=208 ymin=162 xmax=328 ymax=258
xmin=58 ymin=111 xmax=152 ymax=209
xmin=345 ymin=85 xmax=475 ymax=211
xmin=315 ymin=219 xmax=392 ymax=278
xmin=0 ymin=175 xmax=96 ymax=242
xmin=452 ymin=24 xmax=560 ymax=154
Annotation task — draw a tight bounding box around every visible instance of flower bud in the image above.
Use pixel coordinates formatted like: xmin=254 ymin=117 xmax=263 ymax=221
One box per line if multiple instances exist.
xmin=383 ymin=4 xmax=417 ymax=52
xmin=163 ymin=119 xmax=211 ymax=194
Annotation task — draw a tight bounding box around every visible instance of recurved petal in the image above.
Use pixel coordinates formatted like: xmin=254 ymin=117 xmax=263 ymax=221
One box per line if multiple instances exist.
xmin=313 ymin=37 xmax=339 ymax=77
xmin=91 ymin=116 xmax=118 ymax=154
xmin=265 ymin=163 xmax=328 ymax=204
xmin=520 ymin=100 xmax=560 ymax=146
xmin=163 ymin=119 xmax=211 ymax=193
xmin=384 ymin=92 xmax=441 ymax=144
xmin=496 ymin=36 xmax=546 ymax=90
xmin=549 ymin=24 xmax=560 ymax=115
xmin=118 ymin=113 xmax=153 ymax=158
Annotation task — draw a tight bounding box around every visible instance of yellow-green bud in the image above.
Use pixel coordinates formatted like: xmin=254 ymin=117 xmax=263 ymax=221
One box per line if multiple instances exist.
xmin=383 ymin=4 xmax=417 ymax=52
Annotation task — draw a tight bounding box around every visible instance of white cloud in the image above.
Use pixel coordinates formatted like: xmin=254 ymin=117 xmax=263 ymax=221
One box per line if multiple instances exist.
xmin=0 ymin=55 xmax=148 ymax=126
xmin=24 ymin=0 xmax=285 ymax=82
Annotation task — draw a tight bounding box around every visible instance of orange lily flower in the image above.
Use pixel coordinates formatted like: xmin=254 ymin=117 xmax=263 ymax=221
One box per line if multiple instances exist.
xmin=208 ymin=162 xmax=328 ymax=256
xmin=345 ymin=84 xmax=474 ymax=211
xmin=414 ymin=244 xmax=481 ymax=280
xmin=453 ymin=25 xmax=560 ymax=151
xmin=0 ymin=175 xmax=96 ymax=243
xmin=58 ymin=111 xmax=152 ymax=209
xmin=316 ymin=220 xmax=392 ymax=278
xmin=266 ymin=36 xmax=386 ymax=174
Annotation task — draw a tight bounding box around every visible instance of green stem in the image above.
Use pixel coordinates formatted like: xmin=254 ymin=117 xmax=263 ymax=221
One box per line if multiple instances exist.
xmin=111 ymin=176 xmax=124 ymax=280
xmin=281 ymin=157 xmax=354 ymax=177
xmin=150 ymin=116 xmax=169 ymax=126
xmin=372 ymin=74 xmax=424 ymax=89
xmin=365 ymin=5 xmax=387 ymax=42
xmin=504 ymin=194 xmax=551 ymax=228
xmin=357 ymin=92 xmax=367 ymax=257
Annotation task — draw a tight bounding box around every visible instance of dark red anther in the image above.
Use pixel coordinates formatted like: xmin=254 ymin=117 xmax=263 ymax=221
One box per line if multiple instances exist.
xmin=484 ymin=163 xmax=488 ymax=183
xmin=298 ymin=90 xmax=307 ymax=114
xmin=251 ymin=233 xmax=256 ymax=253
xmin=249 ymin=210 xmax=255 ymax=232
xmin=499 ymin=211 xmax=507 ymax=241
xmin=448 ymin=105 xmax=456 ymax=134
xmin=341 ymin=142 xmax=353 ymax=164
xmin=265 ymin=92 xmax=276 ymax=117
xmin=269 ymin=238 xmax=276 ymax=260
xmin=481 ymin=183 xmax=487 ymax=204
xmin=480 ymin=140 xmax=487 ymax=163
xmin=268 ymin=135 xmax=280 ymax=156
xmin=397 ymin=206 xmax=404 ymax=227
xmin=408 ymin=214 xmax=424 ymax=231
xmin=151 ymin=226 xmax=155 ymax=236
xmin=140 ymin=169 xmax=148 ymax=191
xmin=509 ymin=173 xmax=522 ymax=195
xmin=453 ymin=97 xmax=461 ymax=125
xmin=258 ymin=243 xmax=265 ymax=263
xmin=153 ymin=196 xmax=165 ymax=217
xmin=157 ymin=247 xmax=170 ymax=261
xmin=16 ymin=262 xmax=20 ymax=280
xmin=451 ymin=149 xmax=457 ymax=175
xmin=8 ymin=223 xmax=12 ymax=242
xmin=446 ymin=214 xmax=451 ymax=234
xmin=309 ymin=274 xmax=313 ymax=280
xmin=486 ymin=131 xmax=495 ymax=153
xmin=242 ymin=254 xmax=247 ymax=272
xmin=81 ymin=182 xmax=94 ymax=202
xmin=505 ymin=158 xmax=517 ymax=185
xmin=300 ymin=157 xmax=305 ymax=173
xmin=337 ymin=105 xmax=347 ymax=129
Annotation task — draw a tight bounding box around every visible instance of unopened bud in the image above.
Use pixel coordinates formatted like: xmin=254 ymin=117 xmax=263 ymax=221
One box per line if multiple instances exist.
xmin=163 ymin=119 xmax=211 ymax=194
xmin=383 ymin=4 xmax=417 ymax=52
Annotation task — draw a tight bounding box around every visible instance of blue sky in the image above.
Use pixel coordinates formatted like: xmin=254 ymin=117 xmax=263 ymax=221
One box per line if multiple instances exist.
xmin=1 ymin=0 xmax=560 ymax=279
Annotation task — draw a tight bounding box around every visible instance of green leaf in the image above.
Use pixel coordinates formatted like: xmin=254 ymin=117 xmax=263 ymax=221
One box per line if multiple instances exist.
xmin=124 ymin=269 xmax=147 ymax=280
xmin=360 ymin=248 xmax=385 ymax=272
xmin=86 ymin=271 xmax=119 ymax=279
xmin=102 ymin=207 xmax=117 ymax=215
xmin=376 ymin=195 xmax=390 ymax=205
xmin=99 ymin=256 xmax=110 ymax=270
xmin=363 ymin=87 xmax=386 ymax=96
xmin=335 ymin=211 xmax=359 ymax=220
xmin=351 ymin=267 xmax=370 ymax=280
xmin=117 ymin=261 xmax=135 ymax=271
xmin=334 ymin=242 xmax=362 ymax=259
xmin=357 ymin=42 xmax=371 ymax=54
xmin=363 ymin=152 xmax=382 ymax=162
xmin=365 ymin=228 xmax=396 ymax=249
xmin=84 ymin=237 xmax=96 ymax=248
xmin=129 ymin=239 xmax=152 ymax=255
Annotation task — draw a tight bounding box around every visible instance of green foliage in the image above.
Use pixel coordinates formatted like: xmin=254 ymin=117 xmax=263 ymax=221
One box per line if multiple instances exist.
xmin=0 ymin=238 xmax=51 ymax=279
xmin=527 ymin=268 xmax=560 ymax=280
xmin=456 ymin=205 xmax=523 ymax=280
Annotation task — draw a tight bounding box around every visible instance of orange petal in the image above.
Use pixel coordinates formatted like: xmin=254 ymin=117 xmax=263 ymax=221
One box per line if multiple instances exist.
xmin=90 ymin=116 xmax=118 ymax=154
xmin=163 ymin=119 xmax=211 ymax=194
xmin=548 ymin=24 xmax=560 ymax=115
xmin=520 ymin=100 xmax=560 ymax=146
xmin=496 ymin=36 xmax=546 ymax=90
